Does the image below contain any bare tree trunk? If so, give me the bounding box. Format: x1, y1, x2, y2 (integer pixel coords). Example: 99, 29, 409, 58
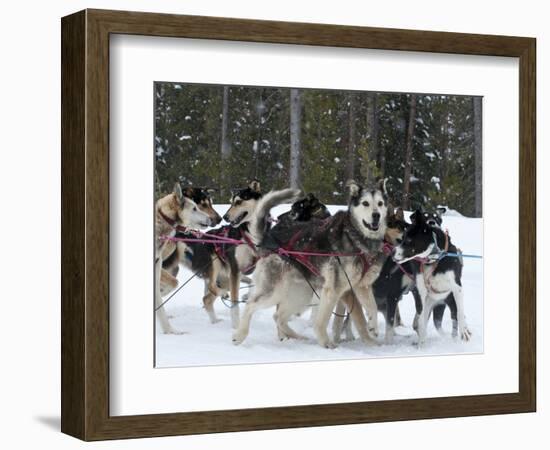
402, 94, 417, 209
220, 86, 230, 196
289, 88, 302, 189
346, 92, 357, 182
473, 96, 483, 217
365, 92, 379, 182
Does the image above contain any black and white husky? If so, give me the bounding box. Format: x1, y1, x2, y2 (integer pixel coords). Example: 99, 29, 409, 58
232, 180, 388, 348
392, 210, 471, 344
276, 193, 331, 224
415, 207, 459, 333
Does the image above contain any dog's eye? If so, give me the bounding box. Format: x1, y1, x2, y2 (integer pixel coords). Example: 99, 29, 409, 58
378, 201, 384, 207
235, 200, 242, 206
362, 201, 370, 207
396, 238, 403, 244
193, 207, 197, 212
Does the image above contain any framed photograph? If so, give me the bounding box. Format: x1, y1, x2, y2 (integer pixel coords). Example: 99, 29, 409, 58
61, 9, 536, 441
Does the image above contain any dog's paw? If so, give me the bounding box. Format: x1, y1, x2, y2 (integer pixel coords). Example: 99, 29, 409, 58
232, 330, 247, 345
317, 337, 337, 349
367, 326, 379, 339
163, 328, 187, 335
461, 327, 472, 341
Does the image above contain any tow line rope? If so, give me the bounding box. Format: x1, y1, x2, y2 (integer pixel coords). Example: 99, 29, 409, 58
155, 255, 219, 312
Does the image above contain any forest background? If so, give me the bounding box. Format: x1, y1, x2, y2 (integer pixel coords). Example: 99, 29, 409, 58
155, 83, 482, 217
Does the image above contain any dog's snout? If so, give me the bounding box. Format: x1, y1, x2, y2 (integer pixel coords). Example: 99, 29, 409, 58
223, 214, 229, 222
372, 212, 380, 222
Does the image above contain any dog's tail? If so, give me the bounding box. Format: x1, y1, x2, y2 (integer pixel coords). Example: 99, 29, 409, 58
249, 188, 302, 245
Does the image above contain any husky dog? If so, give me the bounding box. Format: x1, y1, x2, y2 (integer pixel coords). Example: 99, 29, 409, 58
161, 186, 243, 326
155, 183, 213, 334
267, 193, 332, 335
232, 180, 387, 349
334, 206, 410, 344
413, 207, 459, 335
185, 186, 223, 225
392, 210, 471, 344
218, 179, 267, 327
277, 193, 331, 224
423, 206, 447, 228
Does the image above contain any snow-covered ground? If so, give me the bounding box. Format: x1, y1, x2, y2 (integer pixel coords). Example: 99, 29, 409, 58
155, 204, 483, 368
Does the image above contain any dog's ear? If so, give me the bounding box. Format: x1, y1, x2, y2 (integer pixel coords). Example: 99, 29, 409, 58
395, 207, 405, 222
182, 186, 195, 199
436, 206, 447, 217
306, 193, 316, 202
410, 209, 424, 225
346, 180, 361, 198
249, 179, 261, 193
173, 183, 184, 204
377, 178, 389, 196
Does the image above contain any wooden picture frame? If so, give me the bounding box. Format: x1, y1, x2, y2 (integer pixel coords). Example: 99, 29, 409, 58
61, 9, 536, 441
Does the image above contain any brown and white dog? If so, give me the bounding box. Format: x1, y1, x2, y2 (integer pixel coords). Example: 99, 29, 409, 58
155, 183, 213, 334
220, 180, 266, 327
162, 180, 265, 329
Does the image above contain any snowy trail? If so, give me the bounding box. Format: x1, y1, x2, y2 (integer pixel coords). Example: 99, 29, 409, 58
156, 205, 483, 368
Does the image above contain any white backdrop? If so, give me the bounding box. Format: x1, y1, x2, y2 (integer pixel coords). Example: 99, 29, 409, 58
110, 35, 516, 416
0, 1, 546, 449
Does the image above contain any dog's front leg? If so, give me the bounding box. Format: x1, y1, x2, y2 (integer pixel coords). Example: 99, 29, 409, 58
232, 289, 279, 345
340, 291, 373, 344
155, 258, 179, 334
229, 266, 241, 329
414, 275, 429, 345
384, 296, 400, 345
331, 301, 346, 344
314, 289, 339, 349
451, 283, 471, 341
202, 289, 221, 324
314, 265, 342, 348
352, 284, 379, 339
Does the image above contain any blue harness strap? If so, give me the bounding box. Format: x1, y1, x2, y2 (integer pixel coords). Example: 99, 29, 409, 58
441, 252, 483, 259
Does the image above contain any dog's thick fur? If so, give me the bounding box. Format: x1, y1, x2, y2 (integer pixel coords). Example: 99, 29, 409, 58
161, 181, 266, 328
276, 193, 331, 224
393, 210, 471, 344
333, 207, 410, 344
232, 180, 388, 348
155, 183, 212, 334
412, 207, 459, 335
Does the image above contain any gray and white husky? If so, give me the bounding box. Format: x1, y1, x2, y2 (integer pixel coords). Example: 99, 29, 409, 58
232, 180, 389, 349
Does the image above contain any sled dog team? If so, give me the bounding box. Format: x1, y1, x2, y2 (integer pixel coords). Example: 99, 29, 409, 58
155, 179, 471, 348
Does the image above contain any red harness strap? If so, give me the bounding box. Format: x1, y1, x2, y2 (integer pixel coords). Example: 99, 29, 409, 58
276, 229, 320, 276
157, 208, 188, 233
213, 227, 230, 264
238, 228, 259, 275
357, 253, 371, 277
240, 229, 256, 250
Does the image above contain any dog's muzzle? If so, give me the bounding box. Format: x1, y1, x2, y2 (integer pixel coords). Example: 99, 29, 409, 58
227, 211, 247, 226
363, 212, 381, 232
